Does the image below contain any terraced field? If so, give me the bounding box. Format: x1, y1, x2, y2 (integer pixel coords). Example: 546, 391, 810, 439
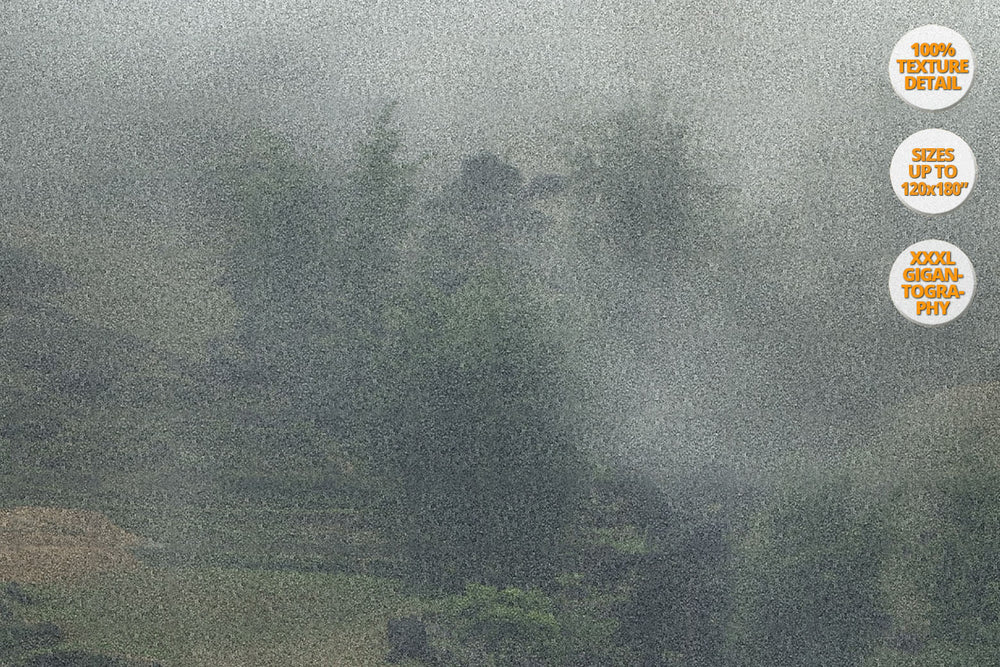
28, 566, 412, 666
0, 492, 410, 665
0, 506, 144, 583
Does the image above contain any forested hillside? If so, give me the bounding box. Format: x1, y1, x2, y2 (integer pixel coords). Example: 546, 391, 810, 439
2, 2, 1000, 665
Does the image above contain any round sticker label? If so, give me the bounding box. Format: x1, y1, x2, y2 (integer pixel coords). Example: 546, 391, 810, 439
889, 129, 976, 215
889, 25, 974, 110
889, 240, 975, 326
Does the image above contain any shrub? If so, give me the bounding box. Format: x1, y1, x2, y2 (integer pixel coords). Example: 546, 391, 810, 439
432, 583, 621, 666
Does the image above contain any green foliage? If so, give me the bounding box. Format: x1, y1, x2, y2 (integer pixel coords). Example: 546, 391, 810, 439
376, 262, 584, 589
0, 587, 151, 666
31, 568, 413, 666
578, 468, 732, 666
217, 127, 327, 363
432, 583, 619, 666
730, 474, 887, 667
442, 584, 559, 659
0, 244, 147, 476
211, 106, 417, 465
333, 106, 415, 433
564, 107, 733, 354
341, 103, 413, 296
0, 619, 61, 661
569, 109, 705, 270
591, 525, 650, 556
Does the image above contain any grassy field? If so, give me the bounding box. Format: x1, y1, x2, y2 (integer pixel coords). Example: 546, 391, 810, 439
25, 566, 414, 666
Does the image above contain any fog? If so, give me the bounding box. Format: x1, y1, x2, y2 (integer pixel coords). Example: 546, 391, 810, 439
6, 0, 1000, 479
7, 3, 1000, 664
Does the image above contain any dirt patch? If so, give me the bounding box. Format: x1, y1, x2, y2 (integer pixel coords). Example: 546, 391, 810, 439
0, 506, 145, 583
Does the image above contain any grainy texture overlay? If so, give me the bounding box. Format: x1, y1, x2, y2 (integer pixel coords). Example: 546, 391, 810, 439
1, 2, 999, 665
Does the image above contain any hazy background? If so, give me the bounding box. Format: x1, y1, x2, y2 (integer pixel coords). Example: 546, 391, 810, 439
4, 3, 1000, 664
4, 0, 1000, 479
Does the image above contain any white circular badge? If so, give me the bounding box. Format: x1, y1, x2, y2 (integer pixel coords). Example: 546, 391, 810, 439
890, 129, 976, 215
889, 240, 975, 326
888, 25, 974, 110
